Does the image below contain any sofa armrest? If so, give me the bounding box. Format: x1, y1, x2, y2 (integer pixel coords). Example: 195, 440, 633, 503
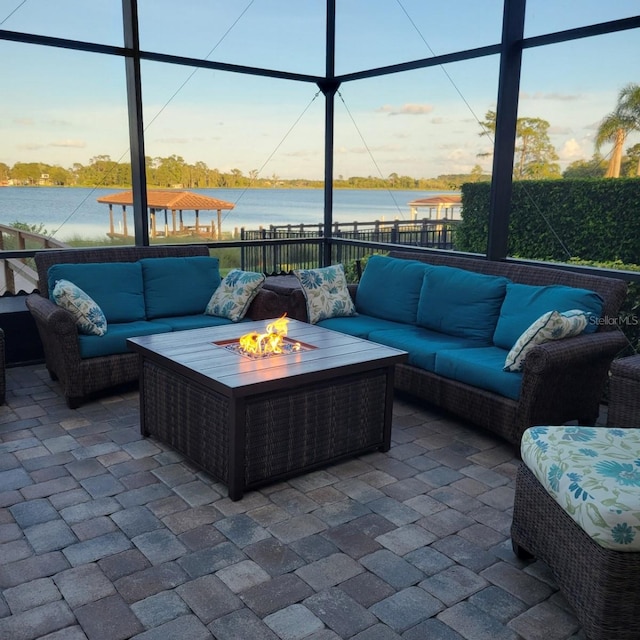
26, 293, 82, 379
523, 331, 628, 374
517, 330, 628, 428
26, 293, 78, 338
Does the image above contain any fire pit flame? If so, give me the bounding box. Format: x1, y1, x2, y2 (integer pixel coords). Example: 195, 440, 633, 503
238, 315, 301, 357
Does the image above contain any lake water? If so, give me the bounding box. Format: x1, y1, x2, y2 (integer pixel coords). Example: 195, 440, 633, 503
0, 186, 451, 241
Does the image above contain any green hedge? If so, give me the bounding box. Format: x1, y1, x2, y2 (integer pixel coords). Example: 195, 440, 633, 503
457, 179, 640, 263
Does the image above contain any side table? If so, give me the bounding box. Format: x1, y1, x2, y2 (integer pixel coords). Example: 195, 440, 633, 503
606, 354, 640, 427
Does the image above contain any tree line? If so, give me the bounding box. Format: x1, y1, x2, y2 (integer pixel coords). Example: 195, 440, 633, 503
0, 154, 489, 191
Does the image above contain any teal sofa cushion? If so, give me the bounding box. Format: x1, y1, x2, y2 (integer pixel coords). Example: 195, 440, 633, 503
355, 255, 430, 324
434, 346, 523, 400
417, 266, 509, 342
48, 262, 145, 323
493, 283, 603, 350
141, 256, 221, 319
368, 327, 486, 371
78, 320, 172, 359
149, 314, 248, 332
317, 315, 411, 339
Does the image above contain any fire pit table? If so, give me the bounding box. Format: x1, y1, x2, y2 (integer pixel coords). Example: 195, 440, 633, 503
127, 320, 407, 500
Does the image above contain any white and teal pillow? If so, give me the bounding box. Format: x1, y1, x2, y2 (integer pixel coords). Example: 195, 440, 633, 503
504, 309, 589, 372
205, 269, 265, 321
52, 279, 107, 336
294, 264, 357, 324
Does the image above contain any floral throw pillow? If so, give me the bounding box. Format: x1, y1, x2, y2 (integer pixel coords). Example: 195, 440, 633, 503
205, 269, 265, 321
52, 279, 107, 336
504, 309, 590, 372
293, 264, 357, 324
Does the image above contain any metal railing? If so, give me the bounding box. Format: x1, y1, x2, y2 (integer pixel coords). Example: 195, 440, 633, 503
240, 219, 458, 273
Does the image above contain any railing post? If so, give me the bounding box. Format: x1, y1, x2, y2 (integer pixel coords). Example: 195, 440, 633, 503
240, 228, 246, 270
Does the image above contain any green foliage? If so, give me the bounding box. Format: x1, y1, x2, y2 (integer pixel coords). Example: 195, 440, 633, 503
10, 221, 50, 236
458, 179, 640, 264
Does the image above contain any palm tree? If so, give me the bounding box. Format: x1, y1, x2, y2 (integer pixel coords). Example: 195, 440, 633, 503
595, 83, 640, 178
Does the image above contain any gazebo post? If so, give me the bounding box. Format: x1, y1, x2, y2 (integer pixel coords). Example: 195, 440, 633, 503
122, 207, 128, 237
217, 209, 222, 239
195, 210, 200, 234
171, 209, 177, 235
108, 204, 114, 236
150, 208, 156, 238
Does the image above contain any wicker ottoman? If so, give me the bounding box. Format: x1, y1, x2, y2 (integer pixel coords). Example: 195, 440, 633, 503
0, 327, 5, 405
607, 354, 640, 427
512, 426, 640, 640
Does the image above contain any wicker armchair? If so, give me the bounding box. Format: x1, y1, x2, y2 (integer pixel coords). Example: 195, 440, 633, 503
26, 245, 284, 408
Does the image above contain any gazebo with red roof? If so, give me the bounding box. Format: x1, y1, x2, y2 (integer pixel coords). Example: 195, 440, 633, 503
97, 190, 235, 240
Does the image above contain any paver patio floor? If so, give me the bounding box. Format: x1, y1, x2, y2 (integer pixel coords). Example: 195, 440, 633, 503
0, 364, 590, 640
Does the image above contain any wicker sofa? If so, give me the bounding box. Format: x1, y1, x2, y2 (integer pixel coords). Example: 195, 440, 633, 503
26, 245, 286, 408
286, 251, 628, 446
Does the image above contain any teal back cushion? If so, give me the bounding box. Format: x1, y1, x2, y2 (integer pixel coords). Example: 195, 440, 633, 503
47, 262, 145, 323
141, 256, 221, 319
355, 255, 430, 324
417, 266, 510, 342
493, 283, 603, 349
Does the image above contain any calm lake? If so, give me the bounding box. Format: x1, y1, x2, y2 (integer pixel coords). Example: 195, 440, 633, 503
0, 187, 451, 242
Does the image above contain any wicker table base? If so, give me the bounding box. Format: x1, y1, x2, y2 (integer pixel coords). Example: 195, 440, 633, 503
129, 321, 407, 500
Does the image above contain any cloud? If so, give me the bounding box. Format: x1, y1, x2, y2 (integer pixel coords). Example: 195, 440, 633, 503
376, 103, 434, 116
548, 126, 572, 135
559, 138, 584, 160
49, 140, 86, 149
520, 91, 581, 101
14, 118, 34, 126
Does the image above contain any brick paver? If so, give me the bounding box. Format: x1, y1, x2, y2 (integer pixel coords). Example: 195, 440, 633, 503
0, 364, 591, 639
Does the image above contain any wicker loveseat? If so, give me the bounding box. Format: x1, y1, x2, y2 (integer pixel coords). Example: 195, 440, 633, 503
26, 245, 285, 408
285, 251, 628, 446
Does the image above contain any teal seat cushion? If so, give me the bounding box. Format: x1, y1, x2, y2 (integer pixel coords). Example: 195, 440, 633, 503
149, 314, 246, 331
434, 346, 523, 400
48, 262, 145, 323
141, 256, 221, 319
417, 266, 509, 342
368, 327, 487, 372
78, 320, 172, 359
317, 315, 411, 339
493, 283, 603, 350
355, 255, 430, 324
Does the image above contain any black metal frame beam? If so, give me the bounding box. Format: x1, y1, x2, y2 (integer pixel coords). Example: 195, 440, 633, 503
122, 0, 149, 245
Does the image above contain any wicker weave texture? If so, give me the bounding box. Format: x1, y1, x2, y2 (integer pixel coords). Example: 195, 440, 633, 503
0, 328, 5, 405
244, 370, 387, 485
511, 463, 640, 640
142, 361, 229, 484
607, 355, 640, 428
140, 360, 389, 497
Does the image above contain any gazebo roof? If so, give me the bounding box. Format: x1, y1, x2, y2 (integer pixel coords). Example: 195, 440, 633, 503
407, 195, 461, 207
97, 190, 235, 211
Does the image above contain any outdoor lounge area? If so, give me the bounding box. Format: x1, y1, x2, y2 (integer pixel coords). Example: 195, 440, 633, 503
0, 362, 595, 640
2, 3, 640, 639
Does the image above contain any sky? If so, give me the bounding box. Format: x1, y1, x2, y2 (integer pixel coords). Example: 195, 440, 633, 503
1, 0, 639, 181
